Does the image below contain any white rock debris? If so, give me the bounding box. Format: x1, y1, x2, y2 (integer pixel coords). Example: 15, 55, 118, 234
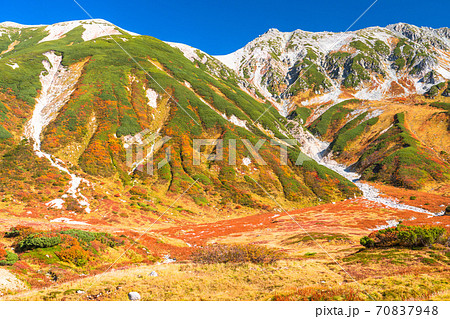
291, 120, 435, 216
242, 157, 252, 166
369, 220, 400, 231
145, 87, 158, 108
226, 114, 248, 129
128, 292, 141, 301
215, 25, 450, 111
38, 19, 136, 43
166, 42, 208, 64
301, 89, 342, 107
7, 62, 19, 69
46, 198, 65, 209
50, 217, 90, 225
23, 51, 91, 213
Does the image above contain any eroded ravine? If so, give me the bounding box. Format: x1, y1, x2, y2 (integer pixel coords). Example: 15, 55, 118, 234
23, 51, 91, 213
289, 120, 438, 216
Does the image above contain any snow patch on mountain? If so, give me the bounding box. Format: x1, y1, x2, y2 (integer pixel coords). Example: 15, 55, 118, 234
226, 114, 248, 129
215, 48, 244, 70
436, 66, 450, 79
81, 22, 122, 41
301, 89, 342, 106
46, 198, 65, 209
242, 157, 252, 166
50, 217, 90, 225
39, 22, 81, 42
369, 219, 400, 231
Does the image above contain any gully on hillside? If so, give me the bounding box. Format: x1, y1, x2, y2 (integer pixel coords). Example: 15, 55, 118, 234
289, 119, 438, 216
23, 51, 91, 213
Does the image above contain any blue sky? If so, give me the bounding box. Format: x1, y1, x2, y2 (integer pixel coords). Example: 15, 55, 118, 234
1, 0, 449, 54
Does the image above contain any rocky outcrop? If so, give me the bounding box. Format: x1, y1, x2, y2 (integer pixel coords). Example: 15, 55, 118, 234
216, 23, 450, 104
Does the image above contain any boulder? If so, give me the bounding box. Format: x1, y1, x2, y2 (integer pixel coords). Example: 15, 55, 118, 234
128, 292, 141, 301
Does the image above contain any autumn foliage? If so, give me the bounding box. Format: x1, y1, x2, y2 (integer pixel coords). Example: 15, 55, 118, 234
191, 244, 284, 265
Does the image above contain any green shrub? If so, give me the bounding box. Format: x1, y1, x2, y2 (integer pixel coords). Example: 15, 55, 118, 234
308, 100, 359, 137
398, 226, 446, 247
360, 225, 447, 248
4, 225, 35, 239
430, 102, 450, 111
0, 251, 19, 266
0, 125, 12, 139
360, 236, 375, 248
17, 233, 62, 251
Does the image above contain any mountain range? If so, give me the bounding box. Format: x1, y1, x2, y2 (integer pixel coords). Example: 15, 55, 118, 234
0, 19, 449, 218
0, 18, 450, 301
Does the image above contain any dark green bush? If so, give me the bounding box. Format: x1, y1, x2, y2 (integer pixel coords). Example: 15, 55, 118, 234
360, 225, 447, 248
360, 236, 375, 248
398, 226, 446, 247
430, 102, 450, 111
4, 226, 34, 238
17, 233, 62, 251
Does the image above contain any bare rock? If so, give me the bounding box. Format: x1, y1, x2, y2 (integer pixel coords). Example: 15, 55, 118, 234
128, 291, 141, 301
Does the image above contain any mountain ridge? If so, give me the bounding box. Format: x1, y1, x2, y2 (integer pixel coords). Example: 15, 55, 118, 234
213, 22, 450, 110
0, 18, 448, 219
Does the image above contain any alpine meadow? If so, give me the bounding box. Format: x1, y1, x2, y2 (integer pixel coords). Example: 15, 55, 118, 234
0, 16, 449, 303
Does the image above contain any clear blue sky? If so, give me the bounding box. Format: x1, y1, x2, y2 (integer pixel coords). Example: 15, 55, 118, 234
1, 0, 449, 55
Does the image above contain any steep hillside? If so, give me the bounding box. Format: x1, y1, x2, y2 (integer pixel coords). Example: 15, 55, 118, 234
298, 97, 450, 190
0, 20, 359, 219
214, 23, 450, 191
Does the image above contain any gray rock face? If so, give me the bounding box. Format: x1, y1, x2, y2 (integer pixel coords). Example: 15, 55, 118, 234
213, 22, 450, 103
128, 292, 141, 301
436, 27, 450, 41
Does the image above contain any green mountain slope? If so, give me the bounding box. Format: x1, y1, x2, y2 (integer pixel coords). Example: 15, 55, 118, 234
0, 20, 360, 214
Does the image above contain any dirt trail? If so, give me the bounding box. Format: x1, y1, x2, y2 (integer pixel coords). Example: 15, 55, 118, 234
0, 269, 27, 294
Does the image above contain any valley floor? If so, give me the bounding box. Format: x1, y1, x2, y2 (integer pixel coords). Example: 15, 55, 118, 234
0, 184, 449, 301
